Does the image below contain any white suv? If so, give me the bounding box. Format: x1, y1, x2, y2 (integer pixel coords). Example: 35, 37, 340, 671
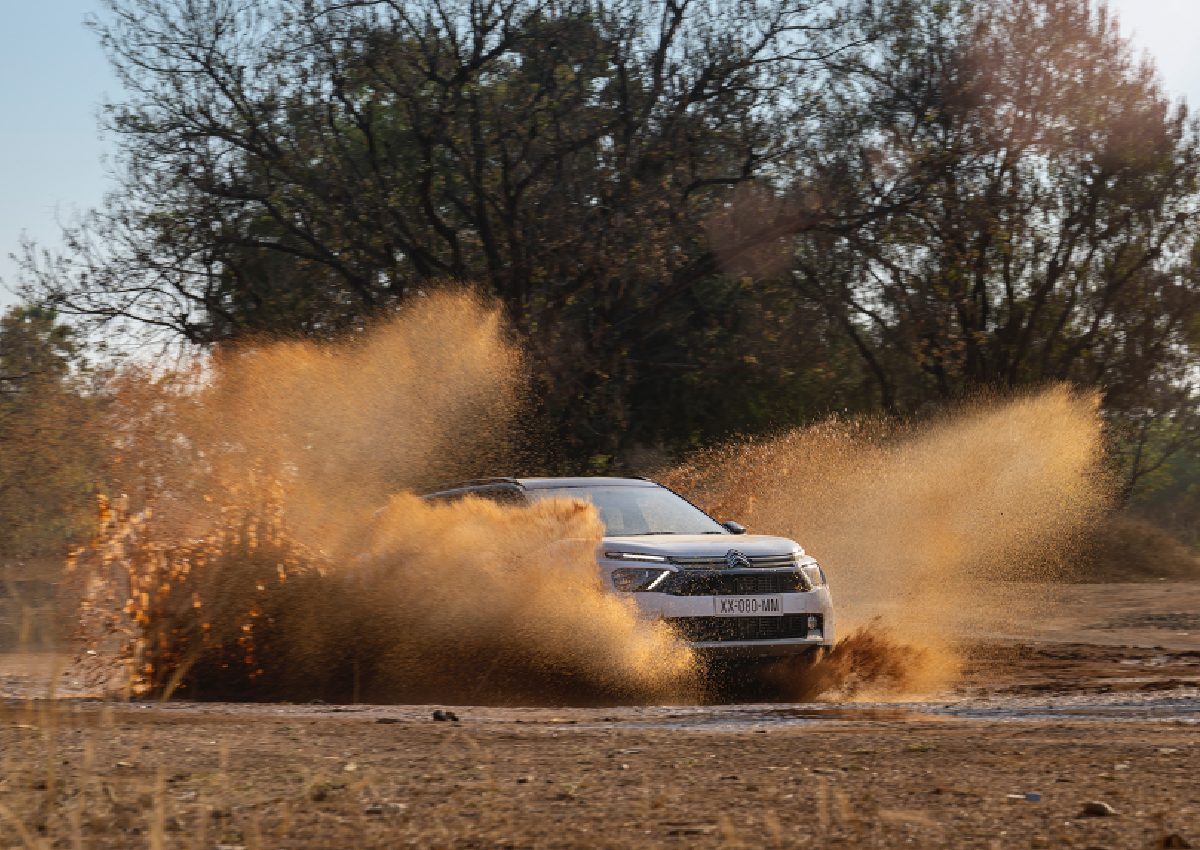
422, 477, 835, 659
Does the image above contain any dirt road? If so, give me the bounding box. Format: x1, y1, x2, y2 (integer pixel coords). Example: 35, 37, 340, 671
1, 583, 1198, 848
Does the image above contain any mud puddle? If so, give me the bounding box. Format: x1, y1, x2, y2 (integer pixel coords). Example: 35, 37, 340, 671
571, 692, 1200, 731
49, 684, 1192, 736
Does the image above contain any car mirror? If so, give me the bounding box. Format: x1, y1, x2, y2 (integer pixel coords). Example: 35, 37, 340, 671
721, 520, 746, 535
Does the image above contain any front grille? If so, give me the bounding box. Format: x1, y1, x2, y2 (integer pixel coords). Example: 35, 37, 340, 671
668, 614, 821, 642
671, 554, 796, 569
666, 570, 810, 595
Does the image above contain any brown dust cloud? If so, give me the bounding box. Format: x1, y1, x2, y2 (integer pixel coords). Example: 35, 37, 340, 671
663, 388, 1111, 699
66, 291, 1110, 705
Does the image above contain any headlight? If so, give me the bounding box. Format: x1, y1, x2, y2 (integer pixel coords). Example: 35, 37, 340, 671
604, 552, 668, 562
611, 567, 672, 592
799, 562, 826, 588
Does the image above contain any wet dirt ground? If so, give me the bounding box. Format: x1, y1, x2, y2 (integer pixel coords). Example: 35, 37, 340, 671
2, 583, 1199, 848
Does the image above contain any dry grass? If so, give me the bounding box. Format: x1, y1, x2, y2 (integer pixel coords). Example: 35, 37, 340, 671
0, 694, 1198, 849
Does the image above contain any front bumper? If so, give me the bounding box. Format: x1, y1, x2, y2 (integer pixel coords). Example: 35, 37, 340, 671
632, 585, 836, 658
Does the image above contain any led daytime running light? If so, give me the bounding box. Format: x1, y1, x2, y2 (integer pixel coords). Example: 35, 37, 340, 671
604, 551, 668, 562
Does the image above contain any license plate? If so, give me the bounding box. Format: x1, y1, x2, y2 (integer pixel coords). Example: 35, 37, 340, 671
714, 595, 784, 616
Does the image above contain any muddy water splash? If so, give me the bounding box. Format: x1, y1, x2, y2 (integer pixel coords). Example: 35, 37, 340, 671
68, 292, 698, 703
68, 294, 1108, 704
664, 388, 1111, 697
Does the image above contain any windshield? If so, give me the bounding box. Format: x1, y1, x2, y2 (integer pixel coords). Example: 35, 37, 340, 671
529, 485, 726, 536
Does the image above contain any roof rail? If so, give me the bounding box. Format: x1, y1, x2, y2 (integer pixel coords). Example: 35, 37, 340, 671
421, 477, 522, 493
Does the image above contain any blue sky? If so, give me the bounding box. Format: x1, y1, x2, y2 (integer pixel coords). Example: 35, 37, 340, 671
2, 0, 1199, 309
1, 0, 116, 306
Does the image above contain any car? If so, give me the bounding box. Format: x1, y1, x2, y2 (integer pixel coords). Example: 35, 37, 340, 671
421, 476, 835, 659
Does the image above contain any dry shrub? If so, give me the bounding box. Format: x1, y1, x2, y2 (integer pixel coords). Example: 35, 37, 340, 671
1080, 513, 1200, 582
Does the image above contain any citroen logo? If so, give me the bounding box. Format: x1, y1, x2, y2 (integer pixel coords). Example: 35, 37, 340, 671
725, 549, 752, 570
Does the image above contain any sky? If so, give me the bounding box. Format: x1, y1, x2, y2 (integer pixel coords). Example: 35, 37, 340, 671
2, 0, 1199, 309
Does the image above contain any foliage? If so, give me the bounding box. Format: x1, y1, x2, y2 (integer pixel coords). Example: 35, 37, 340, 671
1126, 437, 1200, 548
23, 0, 868, 464
16, 0, 1200, 488
796, 0, 1200, 415
0, 307, 103, 560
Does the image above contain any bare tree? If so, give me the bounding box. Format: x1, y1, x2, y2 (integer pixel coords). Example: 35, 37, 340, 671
22, 0, 876, 461
794, 0, 1200, 438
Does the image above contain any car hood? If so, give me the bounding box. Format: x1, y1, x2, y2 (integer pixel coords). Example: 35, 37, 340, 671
600, 533, 803, 559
